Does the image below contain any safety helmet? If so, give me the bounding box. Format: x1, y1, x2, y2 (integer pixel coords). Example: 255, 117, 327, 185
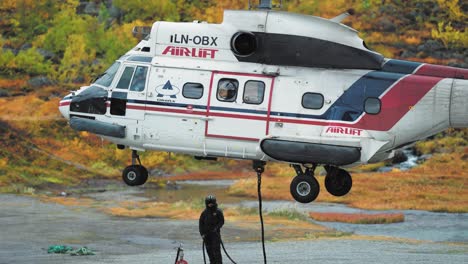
218, 81, 237, 100
205, 195, 217, 206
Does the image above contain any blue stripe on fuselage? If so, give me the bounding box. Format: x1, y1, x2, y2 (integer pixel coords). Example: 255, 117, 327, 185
270, 71, 403, 122
126, 71, 404, 122
382, 59, 422, 74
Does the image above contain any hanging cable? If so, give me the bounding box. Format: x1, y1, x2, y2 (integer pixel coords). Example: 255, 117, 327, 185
202, 240, 207, 264
221, 239, 237, 264
257, 170, 267, 264
253, 160, 267, 264
202, 161, 267, 264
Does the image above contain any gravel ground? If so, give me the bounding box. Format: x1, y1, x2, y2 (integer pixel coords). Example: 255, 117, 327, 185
0, 194, 467, 264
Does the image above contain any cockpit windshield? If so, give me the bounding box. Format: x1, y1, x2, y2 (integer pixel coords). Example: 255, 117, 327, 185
94, 62, 121, 88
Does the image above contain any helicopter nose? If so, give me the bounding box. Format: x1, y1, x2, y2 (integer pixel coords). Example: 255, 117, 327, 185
450, 79, 468, 128
58, 94, 72, 120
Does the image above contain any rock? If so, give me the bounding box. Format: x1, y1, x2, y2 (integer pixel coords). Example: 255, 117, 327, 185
150, 168, 166, 177
377, 166, 393, 173
37, 48, 56, 60
108, 5, 122, 20
400, 50, 416, 58
0, 89, 10, 97
28, 76, 54, 88
2, 47, 18, 55
19, 43, 32, 51
84, 2, 99, 16
417, 154, 433, 164
417, 40, 444, 53
73, 76, 86, 84
376, 17, 396, 32
391, 150, 408, 164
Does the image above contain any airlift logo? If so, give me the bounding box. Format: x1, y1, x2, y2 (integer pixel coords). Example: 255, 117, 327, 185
325, 126, 363, 136
155, 80, 180, 102
162, 46, 218, 59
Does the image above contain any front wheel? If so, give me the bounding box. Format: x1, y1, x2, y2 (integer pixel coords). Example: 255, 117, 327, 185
122, 165, 148, 186
290, 174, 320, 203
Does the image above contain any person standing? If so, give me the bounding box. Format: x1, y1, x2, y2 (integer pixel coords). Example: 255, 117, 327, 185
199, 195, 224, 264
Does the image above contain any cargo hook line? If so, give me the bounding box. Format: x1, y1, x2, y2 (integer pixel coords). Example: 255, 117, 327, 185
253, 160, 267, 264
202, 237, 237, 264
202, 160, 267, 264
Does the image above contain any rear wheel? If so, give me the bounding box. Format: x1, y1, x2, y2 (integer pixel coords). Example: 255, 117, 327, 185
290, 174, 320, 203
325, 167, 352, 196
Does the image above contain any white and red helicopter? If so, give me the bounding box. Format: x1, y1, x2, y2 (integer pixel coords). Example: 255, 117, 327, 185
59, 2, 468, 203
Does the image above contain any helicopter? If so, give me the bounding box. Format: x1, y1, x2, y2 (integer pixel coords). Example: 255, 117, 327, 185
58, 1, 468, 203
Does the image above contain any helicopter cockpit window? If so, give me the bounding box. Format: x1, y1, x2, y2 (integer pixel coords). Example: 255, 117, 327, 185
217, 79, 238, 102
364, 97, 381, 115
70, 86, 107, 115
116, 66, 135, 89
94, 62, 121, 88
302, 92, 324, 109
243, 80, 265, 104
129, 66, 148, 92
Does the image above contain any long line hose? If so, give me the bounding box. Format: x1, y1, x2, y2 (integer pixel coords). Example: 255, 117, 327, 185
257, 170, 267, 264
202, 169, 267, 264
202, 238, 238, 264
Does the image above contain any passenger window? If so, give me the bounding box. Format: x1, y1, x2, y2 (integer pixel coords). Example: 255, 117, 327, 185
129, 66, 148, 91
243, 81, 265, 104
182, 83, 204, 99
364, 97, 381, 114
116, 66, 135, 89
217, 79, 238, 102
302, 93, 324, 109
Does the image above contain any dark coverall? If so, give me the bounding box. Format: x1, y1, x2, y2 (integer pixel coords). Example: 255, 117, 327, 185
199, 204, 224, 264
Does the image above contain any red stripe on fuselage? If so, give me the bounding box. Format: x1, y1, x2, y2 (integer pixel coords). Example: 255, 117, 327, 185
355, 74, 442, 130
415, 64, 468, 80
122, 74, 442, 132
268, 74, 443, 131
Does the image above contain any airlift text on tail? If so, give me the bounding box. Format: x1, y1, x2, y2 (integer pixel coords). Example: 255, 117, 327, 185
59, 3, 468, 204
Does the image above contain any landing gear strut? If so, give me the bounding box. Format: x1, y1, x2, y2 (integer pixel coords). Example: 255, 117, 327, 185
122, 150, 148, 186
290, 164, 320, 203
324, 166, 352, 197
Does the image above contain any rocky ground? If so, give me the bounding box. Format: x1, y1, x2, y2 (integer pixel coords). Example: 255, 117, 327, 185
1, 184, 467, 264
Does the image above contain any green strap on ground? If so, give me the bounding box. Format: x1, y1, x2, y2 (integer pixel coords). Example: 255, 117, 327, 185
47, 245, 95, 256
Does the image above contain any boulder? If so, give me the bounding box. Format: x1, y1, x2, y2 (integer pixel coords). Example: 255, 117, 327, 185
391, 150, 408, 164
0, 89, 10, 98
28, 76, 54, 88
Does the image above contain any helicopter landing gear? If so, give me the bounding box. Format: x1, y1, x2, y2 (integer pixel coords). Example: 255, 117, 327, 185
324, 166, 352, 197
122, 150, 148, 186
290, 164, 320, 203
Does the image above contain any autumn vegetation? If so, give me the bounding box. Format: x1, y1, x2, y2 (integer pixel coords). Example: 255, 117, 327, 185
0, 1, 467, 218
309, 212, 405, 224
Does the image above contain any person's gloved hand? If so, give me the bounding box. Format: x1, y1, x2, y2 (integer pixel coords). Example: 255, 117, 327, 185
211, 228, 219, 233
201, 234, 206, 239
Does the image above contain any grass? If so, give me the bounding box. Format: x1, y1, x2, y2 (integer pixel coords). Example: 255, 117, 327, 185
267, 209, 308, 221
228, 150, 468, 213
309, 212, 405, 224
98, 199, 344, 241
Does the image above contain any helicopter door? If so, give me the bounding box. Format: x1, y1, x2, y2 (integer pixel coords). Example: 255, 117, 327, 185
206, 72, 275, 141
110, 64, 148, 121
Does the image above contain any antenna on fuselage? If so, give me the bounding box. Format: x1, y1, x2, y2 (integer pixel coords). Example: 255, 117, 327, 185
249, 0, 283, 10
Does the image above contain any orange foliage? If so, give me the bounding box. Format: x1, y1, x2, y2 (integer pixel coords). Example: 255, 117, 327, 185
310, 212, 404, 224
229, 152, 468, 213
0, 78, 27, 89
